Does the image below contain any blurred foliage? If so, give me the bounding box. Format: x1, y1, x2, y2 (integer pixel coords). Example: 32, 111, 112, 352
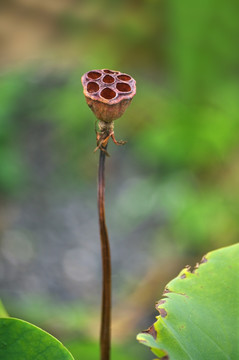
0, 0, 238, 251
0, 72, 27, 194
5, 296, 94, 334
4, 296, 148, 360
65, 339, 147, 360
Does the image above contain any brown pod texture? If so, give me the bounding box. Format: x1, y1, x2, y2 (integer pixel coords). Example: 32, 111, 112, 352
81, 69, 136, 122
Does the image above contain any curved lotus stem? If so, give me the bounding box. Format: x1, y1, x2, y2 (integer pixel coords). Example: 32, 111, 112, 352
98, 145, 111, 360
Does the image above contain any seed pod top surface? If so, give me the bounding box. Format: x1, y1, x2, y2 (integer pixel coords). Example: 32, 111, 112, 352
81, 69, 136, 122
82, 69, 136, 104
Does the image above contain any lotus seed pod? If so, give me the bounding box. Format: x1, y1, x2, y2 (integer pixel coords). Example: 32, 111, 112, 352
81, 69, 136, 123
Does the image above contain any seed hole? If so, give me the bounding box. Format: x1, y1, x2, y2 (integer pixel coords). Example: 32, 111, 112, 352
103, 75, 114, 84
87, 82, 99, 93
87, 71, 101, 79
100, 88, 116, 100
117, 74, 131, 81
116, 82, 131, 92
103, 69, 115, 74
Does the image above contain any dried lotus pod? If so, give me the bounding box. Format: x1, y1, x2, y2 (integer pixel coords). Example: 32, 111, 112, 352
81, 69, 136, 123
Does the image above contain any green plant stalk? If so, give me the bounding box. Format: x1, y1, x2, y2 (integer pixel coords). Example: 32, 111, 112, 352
98, 146, 111, 360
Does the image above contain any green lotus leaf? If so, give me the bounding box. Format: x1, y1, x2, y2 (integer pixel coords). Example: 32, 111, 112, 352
137, 243, 239, 359
0, 318, 75, 360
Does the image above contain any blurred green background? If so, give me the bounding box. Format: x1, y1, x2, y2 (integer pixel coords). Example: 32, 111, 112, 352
0, 0, 238, 359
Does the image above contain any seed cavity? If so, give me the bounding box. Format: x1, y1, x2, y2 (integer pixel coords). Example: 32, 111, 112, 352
103, 69, 115, 74
87, 82, 99, 93
117, 74, 131, 81
87, 71, 101, 79
116, 82, 131, 92
100, 88, 116, 100
103, 75, 115, 84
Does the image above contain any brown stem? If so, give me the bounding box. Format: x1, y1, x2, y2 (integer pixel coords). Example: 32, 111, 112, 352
98, 145, 111, 360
